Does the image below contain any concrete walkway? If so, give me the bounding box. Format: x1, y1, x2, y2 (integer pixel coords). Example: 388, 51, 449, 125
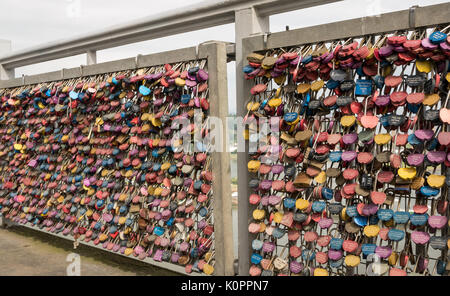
0, 225, 179, 276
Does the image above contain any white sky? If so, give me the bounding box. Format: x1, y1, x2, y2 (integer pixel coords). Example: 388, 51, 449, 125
0, 0, 448, 113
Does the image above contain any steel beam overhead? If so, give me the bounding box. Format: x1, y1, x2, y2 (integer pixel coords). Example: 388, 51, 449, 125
0, 0, 341, 70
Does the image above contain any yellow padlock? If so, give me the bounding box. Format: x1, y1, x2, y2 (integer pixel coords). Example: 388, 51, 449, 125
274, 74, 286, 85
247, 101, 260, 112
259, 222, 266, 233
341, 208, 350, 221
297, 83, 311, 94
374, 133, 392, 145
427, 174, 445, 188
95, 117, 104, 126
314, 268, 328, 276
151, 117, 162, 127
416, 60, 432, 73
398, 167, 417, 180
388, 252, 399, 266
161, 162, 171, 171
423, 94, 440, 106
311, 80, 324, 91
203, 264, 214, 275
314, 171, 327, 184
252, 209, 265, 220
275, 88, 282, 98
154, 187, 163, 196
273, 212, 283, 224
287, 116, 300, 126
341, 115, 356, 127
295, 199, 309, 210
345, 255, 361, 267
268, 97, 282, 108
175, 77, 186, 87
247, 160, 261, 173
363, 225, 380, 237
124, 248, 133, 256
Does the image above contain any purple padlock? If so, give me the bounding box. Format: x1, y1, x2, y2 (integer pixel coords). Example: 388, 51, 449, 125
342, 133, 358, 145
275, 57, 286, 64
375, 246, 392, 259
379, 45, 394, 57
102, 241, 109, 249
328, 249, 343, 260
185, 79, 197, 88
119, 246, 127, 254
342, 150, 357, 162
259, 179, 272, 191
414, 129, 434, 141
260, 196, 269, 206
179, 242, 190, 253
421, 38, 438, 50
196, 69, 209, 82
427, 151, 446, 163
138, 252, 147, 260
171, 252, 180, 263
407, 153, 424, 166
134, 245, 144, 256
375, 95, 390, 107
112, 244, 121, 252
290, 261, 304, 274
271, 164, 284, 174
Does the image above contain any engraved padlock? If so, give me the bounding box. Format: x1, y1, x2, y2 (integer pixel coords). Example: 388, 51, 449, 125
360, 173, 374, 190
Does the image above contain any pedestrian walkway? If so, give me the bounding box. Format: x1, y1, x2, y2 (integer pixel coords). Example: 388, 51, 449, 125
0, 226, 179, 276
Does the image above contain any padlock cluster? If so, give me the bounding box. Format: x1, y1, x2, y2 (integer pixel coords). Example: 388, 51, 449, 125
245, 29, 450, 276
0, 60, 216, 275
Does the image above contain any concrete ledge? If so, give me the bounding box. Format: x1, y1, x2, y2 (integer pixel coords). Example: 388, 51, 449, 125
0, 77, 22, 89
244, 2, 450, 51
24, 70, 61, 85
82, 57, 136, 77
0, 45, 211, 89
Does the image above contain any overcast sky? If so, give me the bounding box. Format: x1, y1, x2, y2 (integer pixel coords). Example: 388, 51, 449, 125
0, 0, 448, 113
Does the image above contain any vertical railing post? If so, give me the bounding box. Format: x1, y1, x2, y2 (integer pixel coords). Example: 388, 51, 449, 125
0, 39, 14, 80
235, 7, 269, 276
86, 50, 97, 65
204, 42, 235, 276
